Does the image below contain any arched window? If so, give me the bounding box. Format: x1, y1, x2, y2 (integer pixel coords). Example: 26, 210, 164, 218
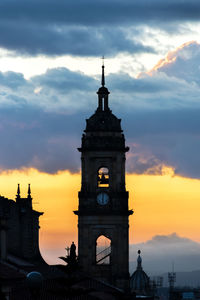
96, 235, 111, 265
98, 167, 109, 188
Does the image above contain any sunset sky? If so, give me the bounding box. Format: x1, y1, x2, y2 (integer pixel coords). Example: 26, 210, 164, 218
1, 0, 200, 269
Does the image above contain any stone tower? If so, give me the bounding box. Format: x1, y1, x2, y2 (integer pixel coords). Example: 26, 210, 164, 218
74, 64, 133, 289
0, 184, 43, 261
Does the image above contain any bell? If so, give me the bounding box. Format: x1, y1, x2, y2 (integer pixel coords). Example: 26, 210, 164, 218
100, 174, 109, 184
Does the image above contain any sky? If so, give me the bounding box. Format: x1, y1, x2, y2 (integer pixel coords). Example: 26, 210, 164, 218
1, 0, 200, 273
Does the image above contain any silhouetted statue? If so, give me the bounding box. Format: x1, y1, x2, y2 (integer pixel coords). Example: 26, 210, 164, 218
59, 242, 78, 272
70, 242, 76, 260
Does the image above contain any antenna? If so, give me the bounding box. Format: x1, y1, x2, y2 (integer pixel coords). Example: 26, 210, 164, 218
168, 262, 176, 299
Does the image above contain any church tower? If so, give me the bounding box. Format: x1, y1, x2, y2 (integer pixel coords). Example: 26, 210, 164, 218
75, 64, 133, 289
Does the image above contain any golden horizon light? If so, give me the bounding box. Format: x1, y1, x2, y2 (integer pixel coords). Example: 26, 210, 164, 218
0, 167, 200, 264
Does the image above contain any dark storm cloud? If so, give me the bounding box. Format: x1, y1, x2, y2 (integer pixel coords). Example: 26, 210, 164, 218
0, 0, 199, 26
0, 106, 82, 173
0, 21, 153, 56
0, 68, 93, 173
0, 0, 199, 56
120, 108, 200, 178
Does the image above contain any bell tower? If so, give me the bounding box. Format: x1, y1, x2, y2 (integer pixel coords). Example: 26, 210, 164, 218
75, 63, 133, 289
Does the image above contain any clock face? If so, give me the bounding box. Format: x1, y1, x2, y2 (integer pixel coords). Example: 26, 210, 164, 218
97, 192, 109, 205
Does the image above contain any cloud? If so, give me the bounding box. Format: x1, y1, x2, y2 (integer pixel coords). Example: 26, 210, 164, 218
0, 68, 96, 111
122, 41, 200, 178
0, 68, 93, 173
0, 42, 200, 177
32, 68, 95, 93
0, 22, 154, 56
0, 107, 81, 173
0, 1, 198, 56
0, 1, 200, 26
129, 233, 200, 275
123, 107, 200, 177
148, 41, 200, 84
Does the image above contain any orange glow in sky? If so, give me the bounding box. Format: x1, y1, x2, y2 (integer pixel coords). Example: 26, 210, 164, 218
143, 41, 199, 77
0, 167, 200, 264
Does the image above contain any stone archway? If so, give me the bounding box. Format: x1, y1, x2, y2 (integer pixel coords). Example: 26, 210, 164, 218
96, 235, 111, 265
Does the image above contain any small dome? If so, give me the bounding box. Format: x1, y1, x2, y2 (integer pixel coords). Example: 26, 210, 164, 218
130, 250, 150, 293
130, 269, 150, 291
26, 271, 43, 289
85, 110, 122, 132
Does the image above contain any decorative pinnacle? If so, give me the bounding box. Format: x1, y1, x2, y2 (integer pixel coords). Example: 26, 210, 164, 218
101, 56, 105, 87
28, 183, 31, 198
17, 183, 20, 198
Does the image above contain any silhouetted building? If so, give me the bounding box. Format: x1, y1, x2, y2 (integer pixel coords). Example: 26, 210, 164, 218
0, 184, 43, 261
0, 184, 46, 299
75, 63, 133, 290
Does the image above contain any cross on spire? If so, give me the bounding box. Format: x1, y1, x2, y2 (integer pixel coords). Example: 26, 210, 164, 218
101, 56, 105, 87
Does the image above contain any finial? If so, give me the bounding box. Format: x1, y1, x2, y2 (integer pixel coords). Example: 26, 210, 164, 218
101, 56, 105, 87
137, 249, 142, 270
28, 183, 31, 198
17, 183, 20, 198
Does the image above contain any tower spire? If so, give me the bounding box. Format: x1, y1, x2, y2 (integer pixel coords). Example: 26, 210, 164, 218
101, 56, 105, 87
97, 58, 110, 111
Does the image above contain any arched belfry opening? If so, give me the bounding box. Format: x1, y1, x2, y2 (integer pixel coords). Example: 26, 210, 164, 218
98, 167, 109, 188
96, 235, 111, 265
